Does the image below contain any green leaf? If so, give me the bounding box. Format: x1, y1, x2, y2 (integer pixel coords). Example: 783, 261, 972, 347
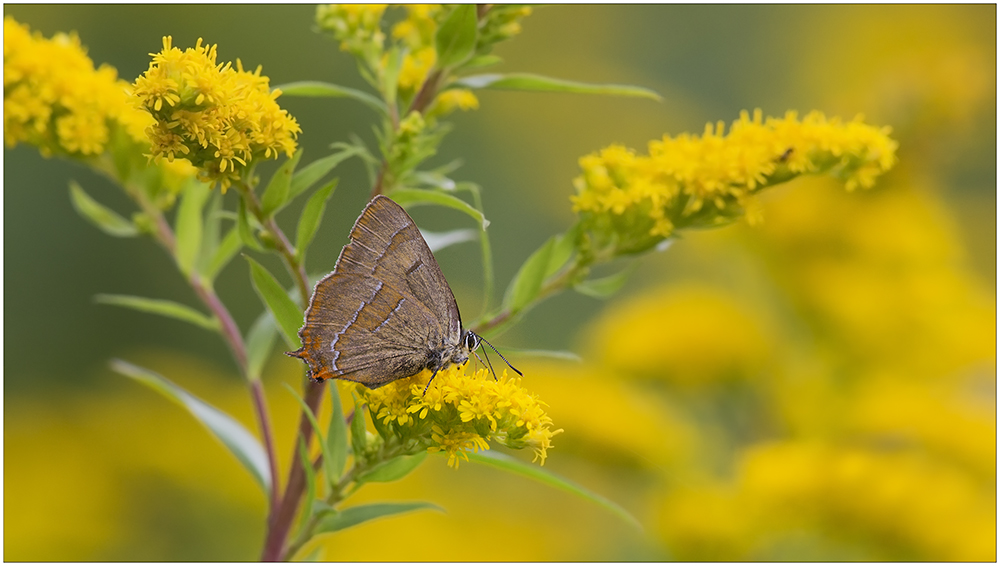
68, 181, 137, 237
297, 436, 318, 531
197, 190, 224, 276
284, 383, 338, 490
574, 262, 638, 299
295, 180, 338, 264
261, 150, 303, 216
95, 294, 219, 331
546, 224, 581, 279
356, 452, 427, 484
464, 54, 503, 69
238, 198, 264, 251
175, 182, 211, 277
497, 348, 583, 363
314, 502, 443, 535
290, 150, 355, 202
203, 226, 243, 282
381, 47, 402, 109
274, 81, 387, 114
419, 228, 478, 253
110, 359, 271, 492
326, 383, 349, 481
350, 394, 368, 457
463, 450, 642, 531
503, 237, 555, 312
244, 309, 278, 382
388, 188, 488, 230
435, 4, 478, 69
245, 256, 302, 349
455, 73, 662, 101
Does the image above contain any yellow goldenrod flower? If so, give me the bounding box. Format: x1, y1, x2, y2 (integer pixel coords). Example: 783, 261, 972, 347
478, 5, 533, 47
431, 88, 480, 116
131, 37, 300, 191
396, 46, 436, 92
3, 16, 152, 158
358, 364, 562, 468
571, 109, 898, 256
391, 4, 441, 50
316, 4, 387, 58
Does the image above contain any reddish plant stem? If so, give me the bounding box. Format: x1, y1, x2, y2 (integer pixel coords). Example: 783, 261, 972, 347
132, 189, 281, 526
251, 379, 282, 514
261, 379, 326, 561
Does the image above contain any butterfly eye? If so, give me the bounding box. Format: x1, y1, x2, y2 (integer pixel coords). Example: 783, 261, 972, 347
465, 332, 479, 351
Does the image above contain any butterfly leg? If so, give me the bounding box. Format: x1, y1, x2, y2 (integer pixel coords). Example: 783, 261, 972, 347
422, 366, 442, 396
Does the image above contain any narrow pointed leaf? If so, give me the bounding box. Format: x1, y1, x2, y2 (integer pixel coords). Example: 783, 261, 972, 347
204, 226, 243, 282
503, 237, 555, 312
197, 191, 224, 276
463, 450, 641, 530
295, 180, 338, 263
326, 383, 348, 480
245, 309, 279, 381
245, 256, 302, 349
284, 383, 337, 487
297, 436, 319, 531
314, 502, 443, 535
419, 228, 478, 253
290, 150, 354, 202
261, 150, 303, 216
238, 198, 264, 251
110, 359, 271, 492
547, 224, 582, 279
574, 263, 638, 299
356, 452, 427, 484
388, 188, 488, 230
275, 81, 386, 114
497, 348, 583, 362
68, 181, 137, 237
350, 394, 368, 456
435, 4, 477, 69
175, 182, 211, 277
95, 294, 219, 331
455, 73, 662, 101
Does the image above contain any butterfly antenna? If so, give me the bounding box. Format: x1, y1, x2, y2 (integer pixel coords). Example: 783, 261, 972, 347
479, 336, 523, 377
476, 342, 499, 381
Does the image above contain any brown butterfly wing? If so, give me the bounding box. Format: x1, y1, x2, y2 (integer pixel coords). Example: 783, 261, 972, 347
290, 195, 463, 388
335, 195, 463, 341
293, 272, 442, 387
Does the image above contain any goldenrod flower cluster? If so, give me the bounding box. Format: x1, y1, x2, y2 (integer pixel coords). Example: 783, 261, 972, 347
315, 4, 387, 63
316, 5, 532, 117
3, 16, 151, 158
358, 364, 562, 468
572, 109, 898, 255
131, 37, 300, 192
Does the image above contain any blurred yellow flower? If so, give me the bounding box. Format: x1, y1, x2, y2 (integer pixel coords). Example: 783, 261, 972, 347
131, 36, 300, 191
359, 364, 562, 467
571, 109, 898, 255
396, 46, 436, 92
588, 285, 774, 386
3, 16, 152, 158
738, 442, 995, 561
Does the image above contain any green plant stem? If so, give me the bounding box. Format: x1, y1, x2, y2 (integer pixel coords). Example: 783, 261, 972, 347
472, 259, 589, 337
236, 182, 311, 304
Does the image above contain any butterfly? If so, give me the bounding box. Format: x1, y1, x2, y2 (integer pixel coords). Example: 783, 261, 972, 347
288, 195, 518, 392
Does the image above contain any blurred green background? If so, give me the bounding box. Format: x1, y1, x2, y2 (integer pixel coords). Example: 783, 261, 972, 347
4, 4, 995, 561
